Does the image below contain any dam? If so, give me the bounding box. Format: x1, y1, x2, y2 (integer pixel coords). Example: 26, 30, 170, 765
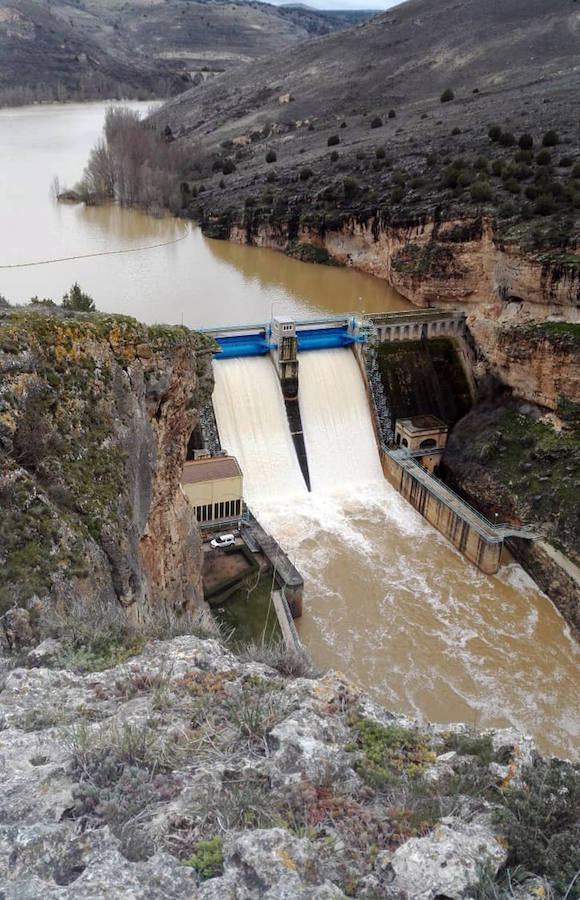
205, 314, 580, 759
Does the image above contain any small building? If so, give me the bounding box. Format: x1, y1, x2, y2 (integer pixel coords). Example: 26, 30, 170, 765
394, 415, 448, 474
181, 455, 243, 529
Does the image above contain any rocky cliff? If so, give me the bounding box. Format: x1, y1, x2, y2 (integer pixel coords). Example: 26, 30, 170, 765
0, 631, 577, 899
0, 308, 214, 631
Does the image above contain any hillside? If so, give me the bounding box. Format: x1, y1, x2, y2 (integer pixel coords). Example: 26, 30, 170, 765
152, 0, 578, 259
0, 0, 373, 104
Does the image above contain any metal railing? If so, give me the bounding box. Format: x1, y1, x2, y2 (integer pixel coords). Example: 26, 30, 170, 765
387, 447, 536, 542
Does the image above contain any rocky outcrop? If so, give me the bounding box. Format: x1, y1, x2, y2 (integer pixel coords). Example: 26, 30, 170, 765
2, 632, 568, 900
0, 309, 214, 624
229, 215, 579, 411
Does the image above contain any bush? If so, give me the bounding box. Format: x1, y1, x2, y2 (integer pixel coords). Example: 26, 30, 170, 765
498, 131, 516, 147
536, 149, 551, 166
488, 125, 501, 142
265, 149, 277, 163
343, 177, 359, 200
503, 178, 521, 195
221, 160, 236, 175
388, 109, 396, 119
375, 147, 386, 160
491, 159, 504, 176
514, 149, 533, 163
327, 134, 340, 147
340, 121, 347, 128
492, 760, 580, 895
474, 156, 488, 171
470, 180, 492, 202
244, 196, 255, 208
534, 193, 555, 215
330, 150, 339, 162
451, 127, 461, 136
440, 88, 454, 103
266, 170, 277, 183
525, 185, 539, 200
61, 283, 95, 312
299, 167, 313, 181
572, 163, 580, 178
558, 155, 573, 167
183, 837, 223, 880
518, 133, 534, 150
370, 116, 383, 129
542, 129, 559, 147
425, 152, 437, 166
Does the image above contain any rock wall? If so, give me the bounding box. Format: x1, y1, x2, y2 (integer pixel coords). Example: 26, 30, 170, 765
0, 309, 214, 624
229, 214, 579, 410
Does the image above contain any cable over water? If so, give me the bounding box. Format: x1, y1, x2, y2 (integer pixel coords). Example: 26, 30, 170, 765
0, 225, 190, 269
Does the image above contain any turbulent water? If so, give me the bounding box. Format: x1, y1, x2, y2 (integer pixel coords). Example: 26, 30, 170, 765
213, 350, 580, 759
2, 102, 578, 759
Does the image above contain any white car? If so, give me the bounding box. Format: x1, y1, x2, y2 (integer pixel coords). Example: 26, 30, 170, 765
210, 533, 235, 549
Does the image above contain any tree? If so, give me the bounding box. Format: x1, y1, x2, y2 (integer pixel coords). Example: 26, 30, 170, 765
440, 88, 454, 103
518, 133, 534, 150
265, 149, 277, 163
62, 282, 96, 312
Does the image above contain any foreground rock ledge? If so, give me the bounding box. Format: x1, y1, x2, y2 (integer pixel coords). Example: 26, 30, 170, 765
0, 634, 569, 899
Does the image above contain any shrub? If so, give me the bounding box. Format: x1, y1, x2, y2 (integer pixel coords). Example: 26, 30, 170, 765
514, 149, 533, 163
340, 121, 347, 128
261, 191, 273, 205
343, 177, 359, 200
265, 149, 277, 163
61, 283, 95, 312
218, 179, 225, 189
440, 88, 454, 103
330, 150, 339, 162
542, 129, 559, 146
388, 109, 396, 119
488, 125, 501, 142
525, 185, 539, 200
244, 195, 255, 207
474, 155, 488, 171
534, 193, 555, 215
370, 116, 383, 129
518, 133, 534, 150
221, 159, 236, 175
492, 760, 580, 895
491, 159, 504, 176
558, 155, 573, 167
426, 152, 437, 166
470, 180, 492, 202
451, 127, 461, 136
299, 167, 313, 181
572, 163, 580, 178
266, 170, 277, 183
536, 149, 551, 166
503, 178, 521, 195
183, 837, 223, 880
391, 185, 403, 202
375, 147, 386, 160
327, 134, 340, 147
498, 131, 516, 147
238, 640, 319, 678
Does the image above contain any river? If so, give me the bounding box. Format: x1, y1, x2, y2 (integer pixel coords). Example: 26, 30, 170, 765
1, 101, 578, 758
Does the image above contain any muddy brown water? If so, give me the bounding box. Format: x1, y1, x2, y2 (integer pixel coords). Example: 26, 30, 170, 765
1, 102, 578, 758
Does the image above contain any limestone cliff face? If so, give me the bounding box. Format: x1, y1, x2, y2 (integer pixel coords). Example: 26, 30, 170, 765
229, 215, 579, 409
0, 309, 214, 622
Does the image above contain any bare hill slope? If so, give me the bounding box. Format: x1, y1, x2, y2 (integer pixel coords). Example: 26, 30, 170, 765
0, 0, 373, 103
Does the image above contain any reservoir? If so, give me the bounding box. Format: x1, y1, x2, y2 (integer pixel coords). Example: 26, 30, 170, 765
1, 101, 578, 758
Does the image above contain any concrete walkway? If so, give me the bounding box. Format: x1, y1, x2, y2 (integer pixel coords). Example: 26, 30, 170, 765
390, 449, 537, 544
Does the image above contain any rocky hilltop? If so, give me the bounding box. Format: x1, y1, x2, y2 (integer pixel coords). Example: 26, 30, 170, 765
1, 631, 578, 899
0, 307, 214, 628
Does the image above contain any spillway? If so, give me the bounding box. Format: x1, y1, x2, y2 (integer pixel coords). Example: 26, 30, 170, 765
212, 356, 307, 504
298, 348, 384, 492
211, 347, 580, 759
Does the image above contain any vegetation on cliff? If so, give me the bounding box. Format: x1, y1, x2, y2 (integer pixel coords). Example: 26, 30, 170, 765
0, 305, 214, 617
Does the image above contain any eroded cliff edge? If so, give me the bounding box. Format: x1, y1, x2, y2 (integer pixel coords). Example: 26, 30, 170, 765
0, 308, 214, 627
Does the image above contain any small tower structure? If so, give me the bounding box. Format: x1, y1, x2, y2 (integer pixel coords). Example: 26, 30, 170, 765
394, 415, 448, 474
271, 316, 298, 398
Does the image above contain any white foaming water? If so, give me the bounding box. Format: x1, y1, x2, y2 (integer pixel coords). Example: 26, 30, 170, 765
213, 356, 307, 503
298, 349, 384, 491
211, 349, 580, 758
